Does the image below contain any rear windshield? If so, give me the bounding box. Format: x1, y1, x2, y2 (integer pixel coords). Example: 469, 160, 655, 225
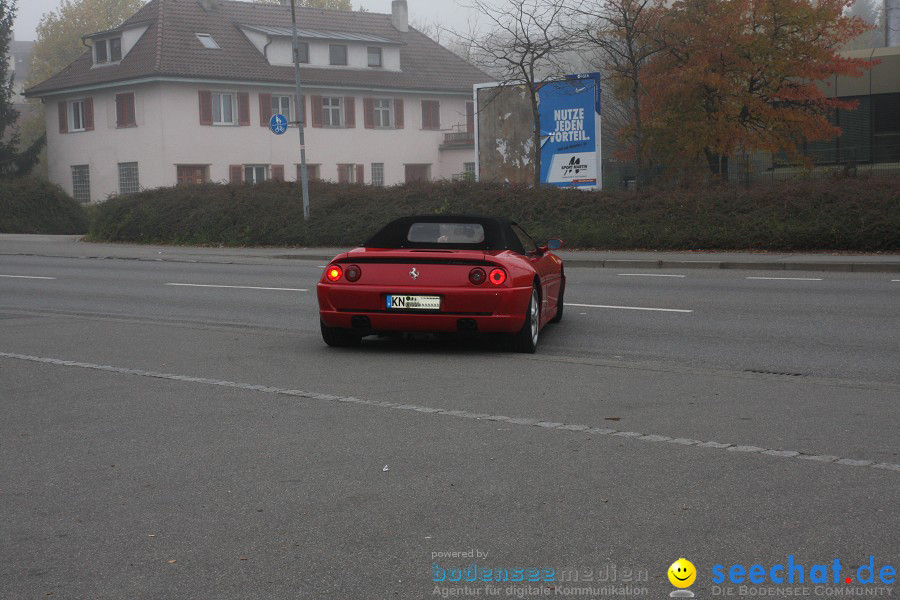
407, 223, 486, 245
364, 217, 508, 250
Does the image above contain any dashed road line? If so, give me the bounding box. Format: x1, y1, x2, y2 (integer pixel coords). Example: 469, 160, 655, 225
618, 274, 686, 278
0, 275, 56, 280
2, 351, 895, 474
565, 303, 693, 313
746, 277, 823, 281
165, 283, 308, 292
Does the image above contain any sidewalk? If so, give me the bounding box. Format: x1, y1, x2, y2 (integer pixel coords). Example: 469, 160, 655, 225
2, 234, 899, 273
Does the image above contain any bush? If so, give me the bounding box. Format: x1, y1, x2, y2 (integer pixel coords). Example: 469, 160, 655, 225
0, 177, 90, 234
87, 177, 900, 251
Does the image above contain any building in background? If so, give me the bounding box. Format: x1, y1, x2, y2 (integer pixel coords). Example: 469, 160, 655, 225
25, 0, 490, 202
7, 32, 34, 116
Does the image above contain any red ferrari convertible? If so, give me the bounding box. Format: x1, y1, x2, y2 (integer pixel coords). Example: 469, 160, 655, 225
317, 215, 565, 353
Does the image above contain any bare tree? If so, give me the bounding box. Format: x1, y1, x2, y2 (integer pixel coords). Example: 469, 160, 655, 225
570, 0, 665, 189
449, 0, 572, 187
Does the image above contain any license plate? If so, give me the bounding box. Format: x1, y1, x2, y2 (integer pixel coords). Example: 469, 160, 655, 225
386, 295, 441, 310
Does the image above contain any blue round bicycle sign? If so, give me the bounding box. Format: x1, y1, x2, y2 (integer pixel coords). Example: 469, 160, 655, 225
270, 113, 288, 135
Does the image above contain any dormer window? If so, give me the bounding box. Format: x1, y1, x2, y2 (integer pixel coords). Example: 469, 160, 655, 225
367, 47, 382, 68
95, 37, 122, 64
196, 33, 220, 49
329, 44, 348, 66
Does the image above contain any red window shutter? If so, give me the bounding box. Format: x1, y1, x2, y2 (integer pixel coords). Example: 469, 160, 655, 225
116, 93, 136, 127
58, 102, 68, 134
337, 165, 349, 184
229, 165, 243, 184
344, 96, 355, 128
126, 93, 136, 126
311, 95, 323, 128
466, 102, 475, 133
363, 98, 375, 129
115, 94, 126, 127
394, 98, 404, 129
356, 164, 364, 184
272, 165, 285, 181
422, 100, 439, 129
83, 97, 94, 131
237, 92, 250, 126
259, 93, 272, 126
199, 91, 213, 125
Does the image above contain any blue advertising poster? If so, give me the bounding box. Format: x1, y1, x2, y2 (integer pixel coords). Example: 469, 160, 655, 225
538, 73, 602, 189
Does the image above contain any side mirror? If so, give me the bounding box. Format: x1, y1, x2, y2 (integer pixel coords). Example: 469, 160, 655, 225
546, 238, 563, 251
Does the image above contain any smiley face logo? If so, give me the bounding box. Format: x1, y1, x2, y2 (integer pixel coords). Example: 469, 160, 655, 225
668, 558, 697, 588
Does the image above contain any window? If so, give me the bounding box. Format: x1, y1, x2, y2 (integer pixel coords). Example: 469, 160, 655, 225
118, 162, 140, 195
71, 165, 90, 203
367, 46, 383, 68
464, 162, 476, 176
511, 224, 538, 255
323, 97, 343, 127
70, 101, 86, 132
244, 165, 268, 184
422, 100, 440, 129
407, 223, 485, 244
329, 44, 348, 66
337, 164, 359, 184
196, 33, 220, 49
374, 99, 392, 128
212, 93, 235, 125
115, 93, 136, 128
94, 37, 122, 64
296, 42, 309, 64
405, 164, 430, 182
272, 95, 295, 121
371, 163, 384, 186
297, 164, 320, 181
177, 165, 208, 185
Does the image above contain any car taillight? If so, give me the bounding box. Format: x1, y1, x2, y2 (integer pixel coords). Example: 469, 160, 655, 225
468, 268, 486, 285
488, 268, 507, 286
326, 266, 343, 282
345, 265, 362, 282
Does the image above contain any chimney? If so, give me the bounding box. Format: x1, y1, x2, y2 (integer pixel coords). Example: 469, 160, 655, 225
391, 0, 409, 33
887, 0, 900, 47
198, 0, 219, 11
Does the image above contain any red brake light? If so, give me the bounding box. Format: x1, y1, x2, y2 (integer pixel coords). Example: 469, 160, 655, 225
469, 268, 486, 285
488, 268, 507, 286
345, 265, 362, 282
326, 266, 343, 282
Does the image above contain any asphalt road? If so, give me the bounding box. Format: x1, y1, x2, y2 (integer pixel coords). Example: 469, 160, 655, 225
1, 240, 898, 600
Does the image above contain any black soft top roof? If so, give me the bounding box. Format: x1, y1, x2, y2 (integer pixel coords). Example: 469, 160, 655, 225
364, 215, 524, 252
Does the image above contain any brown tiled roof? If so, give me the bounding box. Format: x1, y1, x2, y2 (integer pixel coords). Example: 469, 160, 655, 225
26, 0, 491, 96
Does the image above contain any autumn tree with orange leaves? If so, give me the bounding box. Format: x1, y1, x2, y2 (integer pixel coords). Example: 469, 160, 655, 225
640, 0, 873, 177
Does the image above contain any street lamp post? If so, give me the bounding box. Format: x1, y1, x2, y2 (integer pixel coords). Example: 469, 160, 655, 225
290, 0, 311, 220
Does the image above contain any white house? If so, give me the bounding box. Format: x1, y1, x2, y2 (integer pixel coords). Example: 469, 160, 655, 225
26, 0, 490, 202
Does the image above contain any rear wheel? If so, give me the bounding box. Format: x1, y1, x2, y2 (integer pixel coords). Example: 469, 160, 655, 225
508, 286, 540, 354
550, 277, 565, 324
320, 320, 361, 347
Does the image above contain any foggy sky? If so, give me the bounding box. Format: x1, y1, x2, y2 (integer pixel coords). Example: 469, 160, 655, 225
11, 0, 488, 42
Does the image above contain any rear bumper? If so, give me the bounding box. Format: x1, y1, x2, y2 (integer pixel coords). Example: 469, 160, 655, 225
317, 283, 531, 333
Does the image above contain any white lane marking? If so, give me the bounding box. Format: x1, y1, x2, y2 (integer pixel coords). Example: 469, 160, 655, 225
618, 273, 686, 278
746, 277, 823, 281
565, 303, 693, 314
892, 280, 900, 282
165, 283, 308, 292
0, 275, 56, 280
1, 351, 895, 474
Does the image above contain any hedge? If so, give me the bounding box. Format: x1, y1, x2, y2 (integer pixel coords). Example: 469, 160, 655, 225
86, 177, 900, 251
0, 177, 90, 234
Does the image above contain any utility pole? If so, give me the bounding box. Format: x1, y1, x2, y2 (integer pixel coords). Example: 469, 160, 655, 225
290, 0, 311, 220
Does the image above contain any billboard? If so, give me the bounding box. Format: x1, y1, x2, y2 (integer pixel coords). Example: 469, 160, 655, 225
475, 73, 602, 190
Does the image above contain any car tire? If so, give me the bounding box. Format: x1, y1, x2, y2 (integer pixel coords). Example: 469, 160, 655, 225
509, 285, 540, 354
550, 277, 565, 324
320, 320, 362, 347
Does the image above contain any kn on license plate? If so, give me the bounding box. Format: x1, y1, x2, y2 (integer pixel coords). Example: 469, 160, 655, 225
386, 295, 441, 310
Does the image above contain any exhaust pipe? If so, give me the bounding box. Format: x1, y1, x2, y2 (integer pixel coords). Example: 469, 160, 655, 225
351, 316, 371, 329
457, 319, 478, 331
